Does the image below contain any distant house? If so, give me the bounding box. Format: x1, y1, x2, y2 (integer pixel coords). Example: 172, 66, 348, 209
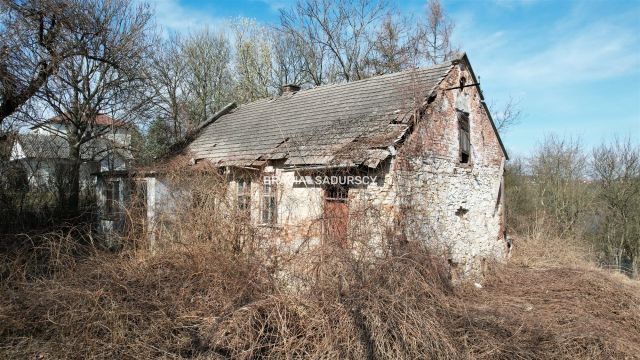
31, 113, 131, 145
99, 53, 509, 276
9, 114, 132, 191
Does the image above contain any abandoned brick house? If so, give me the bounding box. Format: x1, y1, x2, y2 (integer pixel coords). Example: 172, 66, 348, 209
97, 53, 509, 274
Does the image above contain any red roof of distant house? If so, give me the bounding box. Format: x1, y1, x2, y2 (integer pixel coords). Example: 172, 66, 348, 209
32, 113, 128, 129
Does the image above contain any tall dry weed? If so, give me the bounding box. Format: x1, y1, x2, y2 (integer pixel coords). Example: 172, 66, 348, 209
1, 171, 638, 359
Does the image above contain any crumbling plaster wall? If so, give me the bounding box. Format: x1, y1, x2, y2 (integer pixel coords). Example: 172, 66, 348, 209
394, 62, 508, 275
231, 165, 399, 255
228, 168, 325, 250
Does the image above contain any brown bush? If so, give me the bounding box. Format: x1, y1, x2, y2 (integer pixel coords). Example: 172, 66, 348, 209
0, 243, 275, 359
1, 169, 638, 359
0, 225, 99, 283
1, 234, 638, 359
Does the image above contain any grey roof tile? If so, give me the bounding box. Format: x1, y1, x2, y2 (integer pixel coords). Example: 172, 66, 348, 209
189, 61, 454, 167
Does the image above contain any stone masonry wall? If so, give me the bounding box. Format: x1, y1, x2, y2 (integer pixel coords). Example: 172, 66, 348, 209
394, 61, 508, 276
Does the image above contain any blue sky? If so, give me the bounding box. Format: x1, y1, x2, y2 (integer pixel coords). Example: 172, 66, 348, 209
149, 0, 640, 157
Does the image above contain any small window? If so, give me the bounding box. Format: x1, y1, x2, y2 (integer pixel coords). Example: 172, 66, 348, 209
325, 185, 348, 202
105, 180, 120, 219
237, 179, 251, 213
458, 111, 470, 164
261, 182, 277, 224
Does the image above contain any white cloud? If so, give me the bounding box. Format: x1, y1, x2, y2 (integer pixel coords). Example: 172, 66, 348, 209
145, 0, 226, 35
457, 11, 640, 89
508, 22, 639, 85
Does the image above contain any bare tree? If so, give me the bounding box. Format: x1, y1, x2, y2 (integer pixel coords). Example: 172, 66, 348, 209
232, 18, 273, 102
368, 15, 421, 74
591, 137, 640, 277
418, 0, 456, 65
182, 28, 233, 127
279, 0, 389, 84
490, 96, 523, 133
529, 134, 592, 233
149, 34, 189, 142
0, 0, 98, 125
271, 30, 308, 92
370, 17, 405, 74
37, 0, 154, 212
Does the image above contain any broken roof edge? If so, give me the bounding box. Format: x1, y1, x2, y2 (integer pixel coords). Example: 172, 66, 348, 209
161, 102, 237, 159
186, 68, 451, 170
455, 52, 509, 160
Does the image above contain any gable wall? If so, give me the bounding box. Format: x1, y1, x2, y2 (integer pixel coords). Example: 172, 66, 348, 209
405, 62, 505, 166
393, 61, 508, 277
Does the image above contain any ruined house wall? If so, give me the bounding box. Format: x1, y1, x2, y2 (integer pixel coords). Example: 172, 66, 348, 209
228, 169, 325, 250
137, 61, 507, 278
394, 62, 507, 276
225, 166, 398, 256
347, 161, 400, 255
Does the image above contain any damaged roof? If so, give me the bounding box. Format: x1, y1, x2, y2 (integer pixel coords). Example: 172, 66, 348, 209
188, 59, 456, 168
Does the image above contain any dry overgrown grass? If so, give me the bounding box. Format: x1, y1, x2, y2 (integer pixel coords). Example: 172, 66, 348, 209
1, 233, 638, 359
0, 175, 638, 359
0, 242, 274, 359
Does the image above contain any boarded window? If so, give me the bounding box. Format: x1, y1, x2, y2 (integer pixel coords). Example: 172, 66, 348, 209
261, 182, 277, 224
237, 179, 251, 212
105, 180, 120, 219
458, 111, 471, 163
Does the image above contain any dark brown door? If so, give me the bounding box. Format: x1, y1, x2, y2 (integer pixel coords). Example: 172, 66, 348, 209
324, 186, 349, 246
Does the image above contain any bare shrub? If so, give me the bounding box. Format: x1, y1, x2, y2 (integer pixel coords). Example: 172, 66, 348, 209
1, 155, 638, 359
0, 224, 99, 283
0, 241, 275, 359
1, 227, 638, 359
150, 169, 259, 254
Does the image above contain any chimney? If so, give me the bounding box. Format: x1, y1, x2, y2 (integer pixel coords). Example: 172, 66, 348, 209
282, 84, 300, 93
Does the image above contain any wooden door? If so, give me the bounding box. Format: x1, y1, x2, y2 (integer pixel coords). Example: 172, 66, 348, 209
324, 186, 349, 246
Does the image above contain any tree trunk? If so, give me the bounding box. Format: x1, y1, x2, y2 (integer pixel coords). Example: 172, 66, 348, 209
68, 144, 82, 214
